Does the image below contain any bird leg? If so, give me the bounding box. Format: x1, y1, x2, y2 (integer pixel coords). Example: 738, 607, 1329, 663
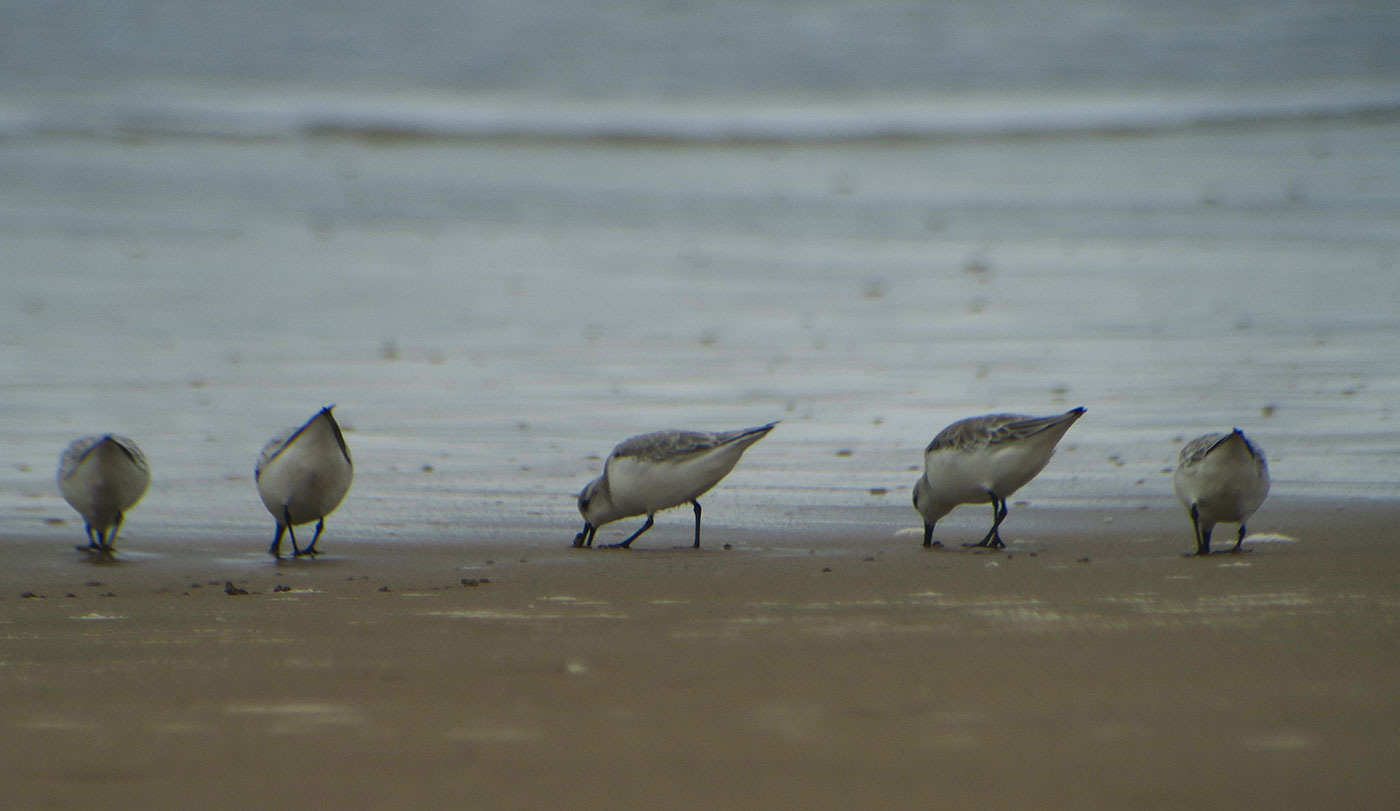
690, 500, 702, 549
296, 518, 324, 558
104, 511, 124, 552
269, 522, 287, 558
604, 515, 655, 549
573, 523, 596, 549
282, 506, 302, 557
966, 492, 1008, 549
1230, 523, 1247, 554
1189, 504, 1212, 556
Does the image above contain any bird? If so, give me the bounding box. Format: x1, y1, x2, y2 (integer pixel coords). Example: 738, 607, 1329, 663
1172, 429, 1269, 556
573, 422, 777, 550
255, 406, 353, 559
57, 434, 151, 554
913, 407, 1085, 549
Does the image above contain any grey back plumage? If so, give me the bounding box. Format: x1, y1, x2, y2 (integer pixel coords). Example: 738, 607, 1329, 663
255, 406, 350, 480
1179, 429, 1267, 473
58, 434, 149, 481
926, 408, 1085, 454
609, 422, 778, 465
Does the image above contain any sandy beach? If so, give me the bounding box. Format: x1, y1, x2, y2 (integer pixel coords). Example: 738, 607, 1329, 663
2, 114, 1398, 809
3, 496, 1398, 810
5, 3, 1399, 805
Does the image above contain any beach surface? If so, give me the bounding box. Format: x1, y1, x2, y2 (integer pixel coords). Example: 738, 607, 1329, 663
4, 498, 1399, 810
4, 2, 1400, 806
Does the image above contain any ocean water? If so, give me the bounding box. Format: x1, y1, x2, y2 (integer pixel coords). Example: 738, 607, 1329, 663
2, 0, 1398, 548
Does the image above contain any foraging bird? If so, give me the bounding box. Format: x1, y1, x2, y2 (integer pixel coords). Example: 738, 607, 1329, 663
573, 422, 777, 549
57, 434, 151, 553
1173, 429, 1269, 556
256, 406, 353, 558
913, 408, 1085, 549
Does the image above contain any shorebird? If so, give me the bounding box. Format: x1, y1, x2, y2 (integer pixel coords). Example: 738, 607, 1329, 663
57, 434, 151, 553
573, 422, 777, 550
1173, 429, 1269, 556
913, 407, 1085, 549
256, 406, 353, 559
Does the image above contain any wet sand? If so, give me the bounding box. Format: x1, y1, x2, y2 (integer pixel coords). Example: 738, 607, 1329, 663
3, 499, 1398, 809
2, 106, 1398, 809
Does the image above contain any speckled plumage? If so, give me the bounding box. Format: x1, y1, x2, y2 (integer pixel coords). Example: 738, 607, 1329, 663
256, 406, 353, 558
574, 422, 777, 549
914, 408, 1085, 549
57, 434, 151, 552
1173, 429, 1269, 556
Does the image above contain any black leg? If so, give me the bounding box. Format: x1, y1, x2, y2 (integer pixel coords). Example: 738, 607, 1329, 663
691, 500, 702, 549
283, 507, 301, 556
965, 492, 1008, 549
1189, 504, 1211, 556
106, 511, 125, 551
573, 523, 596, 548
922, 522, 942, 548
988, 496, 1008, 549
297, 518, 324, 557
1231, 523, 1247, 553
605, 515, 654, 549
269, 523, 286, 558
85, 524, 100, 550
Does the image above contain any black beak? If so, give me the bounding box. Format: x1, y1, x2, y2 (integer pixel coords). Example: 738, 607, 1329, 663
572, 523, 595, 549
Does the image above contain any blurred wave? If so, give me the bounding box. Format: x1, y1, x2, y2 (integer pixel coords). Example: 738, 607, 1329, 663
5, 85, 1399, 143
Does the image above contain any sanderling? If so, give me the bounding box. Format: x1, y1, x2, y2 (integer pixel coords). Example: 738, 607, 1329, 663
913, 407, 1085, 549
57, 434, 151, 553
256, 406, 353, 559
573, 422, 777, 550
1173, 429, 1269, 556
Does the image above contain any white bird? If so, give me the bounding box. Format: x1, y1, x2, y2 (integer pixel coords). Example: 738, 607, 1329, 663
573, 422, 777, 549
256, 406, 353, 559
1172, 429, 1269, 556
913, 407, 1085, 549
57, 434, 151, 554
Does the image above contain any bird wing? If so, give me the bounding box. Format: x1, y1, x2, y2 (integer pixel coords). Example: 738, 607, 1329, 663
1179, 430, 1266, 471
255, 407, 346, 480
58, 435, 149, 481
58, 436, 104, 481
609, 423, 777, 466
927, 410, 1082, 453
610, 430, 722, 464
254, 427, 297, 480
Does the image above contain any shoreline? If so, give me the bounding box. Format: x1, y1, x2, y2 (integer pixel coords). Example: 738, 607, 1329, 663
3, 498, 1398, 808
